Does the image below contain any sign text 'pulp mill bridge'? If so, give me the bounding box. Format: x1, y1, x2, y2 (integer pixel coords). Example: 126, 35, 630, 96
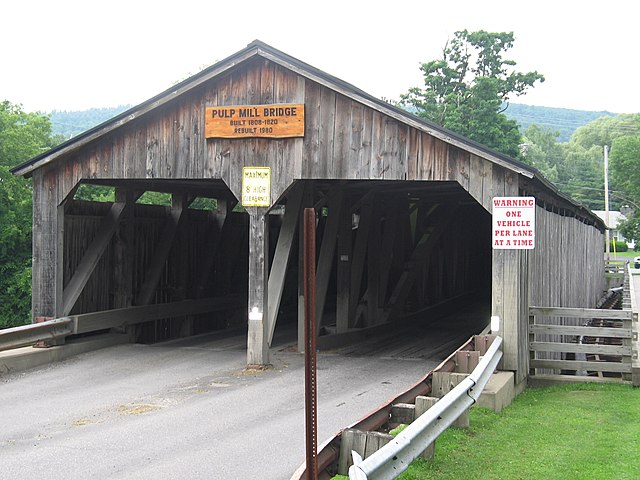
12, 40, 605, 386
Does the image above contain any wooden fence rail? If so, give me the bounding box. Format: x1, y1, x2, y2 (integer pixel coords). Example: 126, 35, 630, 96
528, 306, 635, 383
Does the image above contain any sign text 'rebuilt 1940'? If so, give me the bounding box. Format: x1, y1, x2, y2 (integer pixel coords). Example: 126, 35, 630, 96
205, 104, 304, 139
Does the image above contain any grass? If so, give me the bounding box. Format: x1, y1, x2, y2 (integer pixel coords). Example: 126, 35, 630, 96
334, 383, 640, 480
607, 249, 638, 260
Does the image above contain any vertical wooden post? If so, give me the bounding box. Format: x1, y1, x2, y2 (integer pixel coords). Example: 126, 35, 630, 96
247, 207, 270, 366
113, 188, 135, 309
32, 169, 60, 321
336, 194, 352, 334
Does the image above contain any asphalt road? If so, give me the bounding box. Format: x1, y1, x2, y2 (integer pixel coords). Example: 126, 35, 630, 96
1, 333, 441, 479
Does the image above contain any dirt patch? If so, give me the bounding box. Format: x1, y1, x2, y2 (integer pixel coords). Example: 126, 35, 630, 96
117, 404, 162, 415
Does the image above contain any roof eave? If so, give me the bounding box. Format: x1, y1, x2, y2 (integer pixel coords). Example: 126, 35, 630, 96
11, 42, 265, 178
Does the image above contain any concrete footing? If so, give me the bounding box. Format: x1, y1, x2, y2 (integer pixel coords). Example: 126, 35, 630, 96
478, 371, 515, 412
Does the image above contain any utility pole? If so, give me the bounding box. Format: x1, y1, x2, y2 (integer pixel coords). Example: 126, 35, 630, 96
604, 145, 610, 258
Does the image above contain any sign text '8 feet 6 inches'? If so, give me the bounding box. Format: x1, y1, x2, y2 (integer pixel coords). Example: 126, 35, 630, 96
205, 104, 304, 138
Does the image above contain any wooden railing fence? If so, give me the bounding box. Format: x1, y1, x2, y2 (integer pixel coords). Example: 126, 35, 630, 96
528, 306, 635, 383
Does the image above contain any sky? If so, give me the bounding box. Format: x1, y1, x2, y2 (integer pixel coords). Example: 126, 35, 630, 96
2, 0, 639, 114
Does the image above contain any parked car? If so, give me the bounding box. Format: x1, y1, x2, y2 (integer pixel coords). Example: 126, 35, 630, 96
635, 256, 640, 269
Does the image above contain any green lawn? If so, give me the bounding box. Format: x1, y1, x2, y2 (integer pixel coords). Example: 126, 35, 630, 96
607, 249, 638, 260
337, 383, 640, 480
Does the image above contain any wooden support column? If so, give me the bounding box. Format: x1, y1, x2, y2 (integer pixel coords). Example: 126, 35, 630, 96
493, 248, 529, 384
336, 194, 352, 333
32, 170, 59, 320
492, 170, 529, 384
247, 208, 269, 366
113, 189, 136, 310
266, 184, 303, 346
367, 198, 382, 324
135, 194, 186, 306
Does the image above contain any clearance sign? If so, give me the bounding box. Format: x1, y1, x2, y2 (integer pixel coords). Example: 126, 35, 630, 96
205, 104, 304, 138
492, 197, 536, 249
242, 167, 271, 207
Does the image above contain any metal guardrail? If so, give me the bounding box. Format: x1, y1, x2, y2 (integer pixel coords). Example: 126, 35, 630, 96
348, 336, 503, 480
0, 317, 75, 352
0, 297, 242, 353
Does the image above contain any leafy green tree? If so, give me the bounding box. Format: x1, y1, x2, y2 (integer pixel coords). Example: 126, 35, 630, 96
610, 134, 640, 245
0, 101, 60, 328
555, 143, 604, 210
521, 124, 563, 181
570, 114, 640, 150
400, 30, 544, 158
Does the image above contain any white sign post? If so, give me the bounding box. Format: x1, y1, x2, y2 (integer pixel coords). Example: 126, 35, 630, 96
492, 197, 536, 249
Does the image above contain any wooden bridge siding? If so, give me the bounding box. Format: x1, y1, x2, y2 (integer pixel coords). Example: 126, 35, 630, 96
530, 206, 604, 309
31, 58, 556, 377
527, 205, 605, 369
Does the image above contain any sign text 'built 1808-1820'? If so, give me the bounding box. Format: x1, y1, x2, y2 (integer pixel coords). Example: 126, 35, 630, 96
205, 103, 304, 139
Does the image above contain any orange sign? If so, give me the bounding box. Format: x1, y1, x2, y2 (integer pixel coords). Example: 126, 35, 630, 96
205, 104, 304, 139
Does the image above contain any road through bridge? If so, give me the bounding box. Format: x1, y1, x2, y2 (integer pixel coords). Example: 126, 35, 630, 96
0, 304, 484, 480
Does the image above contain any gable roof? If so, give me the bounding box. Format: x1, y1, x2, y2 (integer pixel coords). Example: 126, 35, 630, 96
12, 40, 534, 179
9, 40, 603, 228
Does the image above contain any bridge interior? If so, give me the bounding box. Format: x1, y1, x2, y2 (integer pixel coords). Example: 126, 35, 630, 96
64, 178, 491, 352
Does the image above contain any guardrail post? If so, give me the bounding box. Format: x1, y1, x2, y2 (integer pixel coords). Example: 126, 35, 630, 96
431, 372, 470, 428
414, 396, 439, 459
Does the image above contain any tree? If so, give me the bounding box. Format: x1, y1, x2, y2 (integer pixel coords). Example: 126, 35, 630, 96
0, 101, 60, 328
610, 133, 640, 246
521, 124, 563, 182
400, 30, 544, 158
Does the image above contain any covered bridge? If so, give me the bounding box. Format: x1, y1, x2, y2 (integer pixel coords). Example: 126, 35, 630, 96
12, 41, 605, 386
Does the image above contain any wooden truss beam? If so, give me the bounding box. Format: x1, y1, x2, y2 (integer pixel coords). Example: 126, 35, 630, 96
135, 195, 186, 306
61, 200, 127, 316
315, 187, 344, 333
266, 184, 303, 346
384, 205, 458, 322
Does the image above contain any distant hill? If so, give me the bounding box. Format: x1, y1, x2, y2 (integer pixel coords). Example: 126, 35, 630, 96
49, 106, 132, 139
504, 103, 616, 142
48, 103, 616, 144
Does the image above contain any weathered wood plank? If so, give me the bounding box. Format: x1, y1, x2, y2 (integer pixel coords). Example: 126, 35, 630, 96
318, 86, 336, 178
529, 324, 632, 338
333, 95, 352, 179
531, 359, 632, 373
530, 307, 633, 320
530, 342, 632, 356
